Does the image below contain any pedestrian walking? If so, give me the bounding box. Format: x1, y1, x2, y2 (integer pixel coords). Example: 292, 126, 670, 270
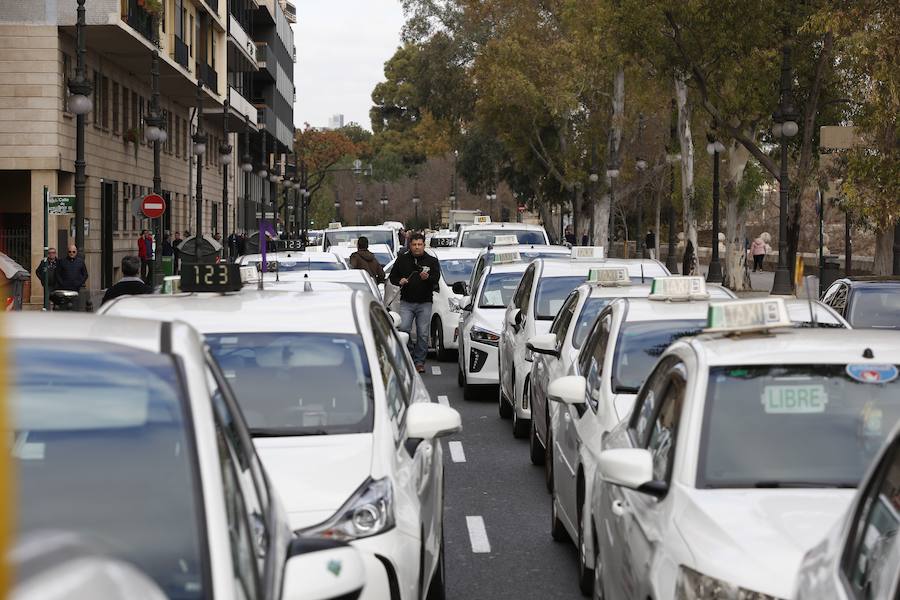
56, 245, 88, 292
645, 230, 656, 259
388, 232, 441, 373
349, 236, 386, 283
138, 229, 154, 283
101, 255, 153, 305
173, 231, 183, 273
35, 247, 59, 294
751, 236, 767, 272
564, 225, 576, 246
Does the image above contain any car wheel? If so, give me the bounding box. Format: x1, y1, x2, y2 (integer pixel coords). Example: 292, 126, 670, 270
498, 384, 513, 419
529, 414, 545, 466
433, 318, 452, 362
545, 427, 554, 493
593, 536, 606, 600
512, 378, 530, 438
578, 502, 595, 595
426, 532, 446, 600
551, 494, 568, 542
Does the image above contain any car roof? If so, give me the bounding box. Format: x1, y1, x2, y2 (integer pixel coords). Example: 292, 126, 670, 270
330, 244, 393, 254
102, 289, 364, 335
842, 277, 900, 287
478, 244, 569, 256
271, 270, 372, 282
613, 297, 722, 322
459, 222, 547, 231
5, 312, 164, 353
535, 257, 671, 278
428, 247, 482, 259
327, 225, 393, 232
239, 251, 340, 262
585, 284, 654, 300
688, 329, 900, 367
485, 262, 531, 275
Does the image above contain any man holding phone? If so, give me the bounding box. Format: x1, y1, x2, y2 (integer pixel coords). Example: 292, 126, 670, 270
389, 232, 441, 372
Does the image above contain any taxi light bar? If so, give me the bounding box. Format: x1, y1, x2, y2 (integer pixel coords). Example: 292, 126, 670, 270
493, 234, 520, 246
327, 222, 342, 230
587, 267, 630, 286
161, 275, 181, 294
705, 298, 793, 334
571, 246, 605, 260
649, 276, 709, 301
492, 250, 522, 264
474, 215, 492, 224
239, 266, 258, 284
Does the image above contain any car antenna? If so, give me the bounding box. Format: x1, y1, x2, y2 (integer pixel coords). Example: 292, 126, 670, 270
275, 251, 280, 282
641, 264, 645, 284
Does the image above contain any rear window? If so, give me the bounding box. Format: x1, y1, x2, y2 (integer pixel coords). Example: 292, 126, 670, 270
611, 319, 706, 392
534, 276, 588, 319
460, 229, 547, 248
849, 289, 900, 329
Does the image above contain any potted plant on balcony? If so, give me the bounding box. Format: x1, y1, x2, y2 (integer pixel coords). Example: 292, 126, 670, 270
123, 127, 140, 160
140, 0, 163, 16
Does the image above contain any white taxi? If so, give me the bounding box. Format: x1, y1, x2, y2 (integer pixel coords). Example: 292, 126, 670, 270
101, 283, 461, 600
456, 221, 550, 248
465, 243, 571, 294
237, 251, 348, 272
324, 225, 401, 255
8, 310, 375, 600
795, 420, 900, 600
589, 298, 900, 600
384, 247, 481, 360
499, 249, 671, 438
457, 253, 531, 400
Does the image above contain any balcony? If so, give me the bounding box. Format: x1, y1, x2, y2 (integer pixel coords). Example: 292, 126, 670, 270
122, 0, 154, 43
230, 86, 257, 125
197, 63, 219, 94
203, 0, 220, 13
254, 42, 276, 80
174, 36, 189, 69
228, 14, 257, 66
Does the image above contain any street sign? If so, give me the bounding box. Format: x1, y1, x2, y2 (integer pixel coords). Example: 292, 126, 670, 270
48, 194, 75, 215
517, 204, 526, 213
142, 194, 166, 219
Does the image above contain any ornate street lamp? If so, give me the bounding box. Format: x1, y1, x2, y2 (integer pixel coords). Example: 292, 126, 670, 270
771, 41, 800, 295
706, 130, 726, 283
412, 178, 421, 224
192, 80, 207, 243
486, 190, 497, 220
380, 183, 389, 222
354, 185, 364, 226
68, 0, 93, 255
635, 157, 648, 258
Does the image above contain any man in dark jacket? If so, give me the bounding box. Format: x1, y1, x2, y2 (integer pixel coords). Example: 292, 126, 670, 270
35, 247, 59, 293
388, 232, 441, 372
138, 230, 153, 283
101, 255, 153, 305
349, 236, 386, 283
56, 245, 88, 292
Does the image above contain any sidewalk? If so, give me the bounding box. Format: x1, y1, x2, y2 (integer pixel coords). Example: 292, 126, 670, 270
697, 266, 818, 299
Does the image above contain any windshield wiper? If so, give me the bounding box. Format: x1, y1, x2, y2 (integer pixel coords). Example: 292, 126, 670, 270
249, 427, 330, 437
613, 385, 640, 394
752, 480, 856, 489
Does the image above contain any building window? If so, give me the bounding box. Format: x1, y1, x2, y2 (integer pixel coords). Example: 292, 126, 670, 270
189, 14, 194, 57
100, 75, 109, 129
211, 202, 218, 235
138, 95, 145, 145
122, 87, 130, 130
175, 116, 181, 157
92, 69, 100, 127
131, 91, 138, 137
112, 82, 120, 134
62, 53, 71, 113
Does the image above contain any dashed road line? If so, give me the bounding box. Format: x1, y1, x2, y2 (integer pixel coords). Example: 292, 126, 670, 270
448, 441, 466, 463
466, 516, 491, 553
437, 395, 449, 406
431, 365, 442, 375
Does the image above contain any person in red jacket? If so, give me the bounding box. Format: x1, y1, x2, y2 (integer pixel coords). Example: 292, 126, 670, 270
137, 230, 154, 283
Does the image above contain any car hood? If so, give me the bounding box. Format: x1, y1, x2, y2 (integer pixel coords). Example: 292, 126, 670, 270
473, 308, 505, 333
676, 487, 854, 598
254, 433, 373, 530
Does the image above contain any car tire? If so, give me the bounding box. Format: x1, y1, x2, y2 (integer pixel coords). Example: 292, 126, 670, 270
498, 385, 513, 419
529, 414, 546, 465
551, 495, 568, 542
578, 502, 595, 596
426, 532, 446, 600
457, 364, 465, 388
432, 318, 452, 362
512, 378, 530, 438
593, 535, 606, 600
545, 427, 555, 493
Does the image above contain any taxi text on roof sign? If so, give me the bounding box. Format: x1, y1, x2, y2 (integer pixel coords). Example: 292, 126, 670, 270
493, 234, 520, 246
474, 215, 492, 224
649, 276, 709, 301
492, 250, 521, 265
705, 297, 793, 333
571, 246, 604, 260
327, 222, 342, 230
587, 267, 630, 286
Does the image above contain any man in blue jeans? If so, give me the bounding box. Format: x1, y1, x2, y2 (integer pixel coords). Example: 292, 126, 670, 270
388, 232, 441, 372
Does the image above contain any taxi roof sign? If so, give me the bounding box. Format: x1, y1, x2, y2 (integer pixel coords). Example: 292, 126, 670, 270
587, 267, 630, 286
239, 265, 258, 284
492, 250, 522, 265
493, 234, 520, 246
571, 246, 605, 260
180, 263, 242, 293
327, 222, 342, 230
474, 215, 492, 224
649, 276, 709, 301
705, 297, 793, 334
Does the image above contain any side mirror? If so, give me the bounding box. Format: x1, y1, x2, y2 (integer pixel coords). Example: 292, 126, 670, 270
527, 333, 559, 358
451, 281, 468, 295
397, 331, 410, 346
547, 375, 586, 405
597, 448, 667, 498
389, 311, 402, 328
405, 402, 462, 439
282, 537, 366, 600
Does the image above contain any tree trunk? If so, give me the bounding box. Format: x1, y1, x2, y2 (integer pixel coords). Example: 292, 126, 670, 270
597, 66, 625, 253
654, 180, 661, 257
538, 193, 558, 242
675, 76, 698, 275
723, 140, 752, 290
873, 226, 894, 276
593, 192, 611, 250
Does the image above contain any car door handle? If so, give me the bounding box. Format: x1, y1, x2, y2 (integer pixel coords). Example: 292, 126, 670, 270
611, 499, 627, 517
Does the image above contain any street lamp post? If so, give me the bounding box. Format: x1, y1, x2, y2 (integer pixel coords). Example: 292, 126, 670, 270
635, 158, 648, 258
239, 115, 253, 236
334, 188, 341, 222
588, 144, 599, 244
219, 101, 232, 257
68, 0, 93, 255
771, 42, 800, 295
354, 185, 363, 226
706, 132, 726, 283
192, 81, 207, 249
412, 180, 421, 225
450, 150, 458, 210
486, 190, 496, 221
145, 12, 168, 283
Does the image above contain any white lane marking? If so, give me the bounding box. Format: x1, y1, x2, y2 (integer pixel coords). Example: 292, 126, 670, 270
466, 516, 491, 553
431, 366, 442, 375
448, 441, 466, 463
437, 395, 449, 406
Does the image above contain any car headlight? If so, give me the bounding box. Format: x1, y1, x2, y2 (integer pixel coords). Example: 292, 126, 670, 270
470, 326, 500, 346
301, 477, 394, 541
449, 297, 462, 312
676, 565, 782, 600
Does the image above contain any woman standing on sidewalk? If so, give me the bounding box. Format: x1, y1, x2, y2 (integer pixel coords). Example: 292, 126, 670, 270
750, 236, 767, 272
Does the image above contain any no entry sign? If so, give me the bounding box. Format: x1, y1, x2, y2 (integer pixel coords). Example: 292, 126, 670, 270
141, 193, 166, 219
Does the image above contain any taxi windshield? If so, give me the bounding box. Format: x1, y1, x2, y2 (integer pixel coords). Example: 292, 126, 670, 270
325, 230, 394, 251
699, 364, 900, 488
206, 332, 374, 436
11, 340, 207, 600
849, 289, 900, 329
461, 229, 546, 248
573, 298, 611, 348
480, 272, 523, 308
611, 319, 706, 392
535, 276, 589, 320
441, 258, 476, 286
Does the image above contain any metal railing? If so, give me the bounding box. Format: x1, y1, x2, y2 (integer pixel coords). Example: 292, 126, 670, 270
197, 63, 218, 93
174, 37, 189, 68
123, 0, 154, 43
0, 228, 31, 272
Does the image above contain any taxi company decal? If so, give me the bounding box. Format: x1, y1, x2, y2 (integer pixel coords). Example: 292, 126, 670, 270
846, 363, 899, 384
761, 384, 828, 414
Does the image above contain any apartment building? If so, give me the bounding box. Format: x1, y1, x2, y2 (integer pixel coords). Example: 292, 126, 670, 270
0, 0, 294, 303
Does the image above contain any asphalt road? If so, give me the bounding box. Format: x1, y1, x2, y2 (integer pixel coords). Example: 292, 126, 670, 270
422, 358, 584, 599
